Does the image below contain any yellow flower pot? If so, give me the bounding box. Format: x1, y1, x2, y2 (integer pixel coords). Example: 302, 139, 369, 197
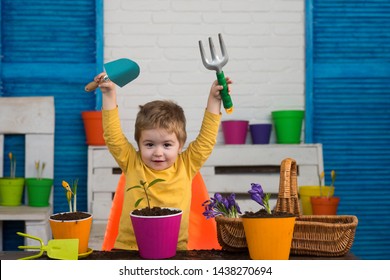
299, 186, 334, 215
242, 215, 296, 260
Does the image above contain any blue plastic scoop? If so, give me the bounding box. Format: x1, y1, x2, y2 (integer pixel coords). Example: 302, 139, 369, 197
85, 58, 140, 92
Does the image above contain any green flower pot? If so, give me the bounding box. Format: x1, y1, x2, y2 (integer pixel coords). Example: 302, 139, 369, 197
271, 110, 304, 144
26, 178, 53, 207
0, 177, 25, 206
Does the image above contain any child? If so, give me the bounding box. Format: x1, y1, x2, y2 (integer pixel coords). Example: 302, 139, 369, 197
95, 72, 232, 250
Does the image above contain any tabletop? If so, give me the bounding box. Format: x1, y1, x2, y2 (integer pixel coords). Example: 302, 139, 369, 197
0, 249, 358, 260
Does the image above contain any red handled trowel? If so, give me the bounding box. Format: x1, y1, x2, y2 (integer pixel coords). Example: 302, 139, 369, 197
85, 58, 140, 92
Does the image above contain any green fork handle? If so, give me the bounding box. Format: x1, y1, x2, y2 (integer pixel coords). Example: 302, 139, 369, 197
217, 71, 233, 114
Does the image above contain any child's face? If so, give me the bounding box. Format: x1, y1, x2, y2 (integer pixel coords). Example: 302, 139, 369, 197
139, 128, 183, 171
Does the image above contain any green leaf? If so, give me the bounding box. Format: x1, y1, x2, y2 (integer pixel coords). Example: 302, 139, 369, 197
134, 198, 143, 208
147, 178, 165, 189
127, 185, 142, 191
331, 170, 336, 187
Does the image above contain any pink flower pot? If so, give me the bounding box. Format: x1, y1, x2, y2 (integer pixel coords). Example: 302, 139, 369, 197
222, 120, 249, 144
130, 208, 182, 259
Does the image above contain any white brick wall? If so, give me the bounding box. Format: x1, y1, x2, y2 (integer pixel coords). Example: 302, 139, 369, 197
103, 0, 305, 145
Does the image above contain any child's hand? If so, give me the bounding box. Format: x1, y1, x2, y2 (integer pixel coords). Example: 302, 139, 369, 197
96, 72, 117, 110
210, 76, 233, 100
207, 77, 233, 114
94, 72, 116, 95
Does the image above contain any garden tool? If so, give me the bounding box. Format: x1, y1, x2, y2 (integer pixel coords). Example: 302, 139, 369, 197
16, 232, 79, 260
85, 58, 140, 92
199, 33, 233, 114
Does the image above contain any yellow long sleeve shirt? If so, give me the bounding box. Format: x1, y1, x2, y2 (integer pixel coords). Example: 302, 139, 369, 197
102, 107, 221, 250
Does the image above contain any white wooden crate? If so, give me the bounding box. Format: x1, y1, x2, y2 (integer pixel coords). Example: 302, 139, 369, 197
0, 97, 55, 250
88, 144, 323, 222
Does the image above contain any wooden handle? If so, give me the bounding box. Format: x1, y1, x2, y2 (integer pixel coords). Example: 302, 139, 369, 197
85, 81, 99, 92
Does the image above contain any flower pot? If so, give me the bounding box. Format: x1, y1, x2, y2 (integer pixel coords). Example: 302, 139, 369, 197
49, 212, 93, 254
249, 123, 272, 144
0, 178, 25, 206
299, 186, 335, 215
271, 110, 304, 144
130, 208, 182, 259
221, 120, 249, 144
26, 178, 53, 207
242, 215, 296, 260
81, 111, 105, 145
311, 196, 340, 215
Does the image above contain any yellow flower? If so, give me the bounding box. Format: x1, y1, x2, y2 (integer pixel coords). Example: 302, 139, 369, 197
62, 180, 73, 194
8, 152, 13, 160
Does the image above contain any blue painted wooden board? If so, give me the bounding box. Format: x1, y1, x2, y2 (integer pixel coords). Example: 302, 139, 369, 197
1, 0, 103, 250
305, 0, 390, 260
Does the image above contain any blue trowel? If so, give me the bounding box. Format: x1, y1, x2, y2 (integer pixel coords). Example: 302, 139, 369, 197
85, 58, 140, 92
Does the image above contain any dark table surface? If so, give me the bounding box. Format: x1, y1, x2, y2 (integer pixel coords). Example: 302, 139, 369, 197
0, 249, 358, 260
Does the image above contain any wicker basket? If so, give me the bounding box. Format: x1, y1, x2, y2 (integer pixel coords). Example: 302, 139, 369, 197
276, 158, 358, 257
291, 215, 358, 256
214, 158, 358, 256
215, 216, 247, 252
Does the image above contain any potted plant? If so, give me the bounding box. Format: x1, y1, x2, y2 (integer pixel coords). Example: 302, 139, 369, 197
310, 170, 340, 215
25, 161, 54, 207
298, 170, 335, 215
0, 152, 25, 206
128, 178, 182, 259
49, 179, 93, 254
202, 192, 247, 251
241, 183, 296, 260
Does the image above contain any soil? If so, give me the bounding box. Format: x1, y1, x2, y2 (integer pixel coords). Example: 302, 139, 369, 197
132, 207, 181, 216
50, 211, 91, 221
242, 209, 295, 218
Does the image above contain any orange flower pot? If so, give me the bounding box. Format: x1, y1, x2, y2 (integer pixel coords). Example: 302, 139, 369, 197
49, 212, 92, 254
242, 215, 296, 260
299, 186, 335, 215
310, 196, 340, 215
81, 111, 105, 145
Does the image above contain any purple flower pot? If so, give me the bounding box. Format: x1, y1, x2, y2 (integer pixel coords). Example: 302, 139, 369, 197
130, 208, 182, 259
249, 124, 272, 144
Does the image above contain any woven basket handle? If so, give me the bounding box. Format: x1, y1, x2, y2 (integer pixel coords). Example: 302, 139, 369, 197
275, 158, 302, 216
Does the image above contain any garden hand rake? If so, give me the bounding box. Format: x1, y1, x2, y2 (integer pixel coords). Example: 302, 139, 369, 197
199, 33, 233, 114
17, 232, 79, 260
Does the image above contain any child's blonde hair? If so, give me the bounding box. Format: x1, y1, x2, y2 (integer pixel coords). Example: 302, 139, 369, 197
135, 100, 187, 147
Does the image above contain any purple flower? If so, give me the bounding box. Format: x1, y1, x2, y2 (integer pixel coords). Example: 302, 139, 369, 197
227, 193, 241, 214
248, 183, 265, 207
248, 183, 271, 214
214, 193, 223, 203
202, 192, 241, 219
